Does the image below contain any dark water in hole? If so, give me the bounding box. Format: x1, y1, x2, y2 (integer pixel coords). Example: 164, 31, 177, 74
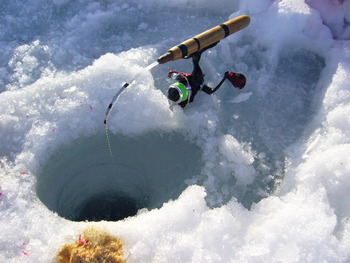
36, 131, 203, 221
74, 193, 139, 222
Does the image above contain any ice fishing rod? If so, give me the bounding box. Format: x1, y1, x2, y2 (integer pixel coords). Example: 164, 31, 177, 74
104, 15, 250, 124
103, 15, 250, 158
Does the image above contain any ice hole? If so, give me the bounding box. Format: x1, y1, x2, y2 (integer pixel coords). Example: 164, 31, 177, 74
36, 132, 203, 221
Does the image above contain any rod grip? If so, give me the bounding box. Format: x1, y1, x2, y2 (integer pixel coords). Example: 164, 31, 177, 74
157, 15, 250, 64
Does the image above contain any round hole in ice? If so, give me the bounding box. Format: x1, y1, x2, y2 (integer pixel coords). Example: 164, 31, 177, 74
36, 132, 203, 221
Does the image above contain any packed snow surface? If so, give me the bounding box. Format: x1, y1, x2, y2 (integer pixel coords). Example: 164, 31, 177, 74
1, 0, 350, 262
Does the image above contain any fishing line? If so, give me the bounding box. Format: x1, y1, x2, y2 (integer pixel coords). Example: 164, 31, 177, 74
105, 125, 114, 160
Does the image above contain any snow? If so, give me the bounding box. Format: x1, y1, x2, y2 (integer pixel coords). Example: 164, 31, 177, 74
1, 0, 350, 262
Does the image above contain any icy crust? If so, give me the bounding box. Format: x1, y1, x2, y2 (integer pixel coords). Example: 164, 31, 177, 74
1, 48, 172, 163
291, 54, 350, 232
307, 0, 350, 39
